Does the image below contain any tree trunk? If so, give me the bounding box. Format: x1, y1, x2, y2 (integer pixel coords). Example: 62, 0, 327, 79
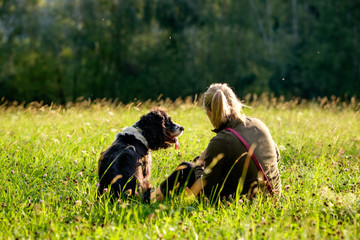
249, 0, 274, 62
266, 0, 274, 63
292, 0, 298, 44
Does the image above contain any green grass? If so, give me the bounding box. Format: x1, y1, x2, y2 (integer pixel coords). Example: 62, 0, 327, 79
0, 97, 359, 239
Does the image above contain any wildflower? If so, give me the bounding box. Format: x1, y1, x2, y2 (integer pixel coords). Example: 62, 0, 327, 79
74, 160, 78, 164
24, 174, 27, 178
103, 188, 108, 192
43, 173, 47, 177
339, 148, 345, 155
78, 172, 83, 177
11, 170, 14, 174
284, 185, 290, 190
95, 183, 100, 188
66, 135, 71, 138
279, 145, 286, 151
75, 200, 82, 206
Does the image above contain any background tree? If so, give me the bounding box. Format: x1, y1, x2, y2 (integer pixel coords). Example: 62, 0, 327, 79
0, 0, 358, 103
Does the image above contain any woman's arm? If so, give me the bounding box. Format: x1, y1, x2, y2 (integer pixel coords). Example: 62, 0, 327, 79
184, 178, 207, 200
151, 177, 207, 203
194, 150, 206, 166
151, 150, 207, 203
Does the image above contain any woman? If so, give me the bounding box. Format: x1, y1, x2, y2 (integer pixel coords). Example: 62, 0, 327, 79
151, 83, 281, 203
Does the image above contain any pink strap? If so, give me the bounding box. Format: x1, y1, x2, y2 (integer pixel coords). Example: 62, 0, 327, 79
225, 127, 273, 195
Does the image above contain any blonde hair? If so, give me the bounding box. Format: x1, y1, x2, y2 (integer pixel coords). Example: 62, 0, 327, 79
203, 83, 245, 129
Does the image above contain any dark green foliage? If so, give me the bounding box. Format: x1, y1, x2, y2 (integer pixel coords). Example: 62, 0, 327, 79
0, 0, 359, 103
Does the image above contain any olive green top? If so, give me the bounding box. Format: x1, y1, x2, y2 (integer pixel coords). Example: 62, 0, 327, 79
203, 117, 281, 200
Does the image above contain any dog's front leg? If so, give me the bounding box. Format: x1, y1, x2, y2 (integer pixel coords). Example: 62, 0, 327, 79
138, 155, 152, 203
142, 155, 152, 189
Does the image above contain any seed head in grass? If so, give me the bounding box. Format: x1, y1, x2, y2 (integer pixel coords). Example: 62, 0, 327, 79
75, 200, 82, 206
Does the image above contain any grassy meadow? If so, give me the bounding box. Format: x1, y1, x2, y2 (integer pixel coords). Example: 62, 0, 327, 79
0, 96, 359, 239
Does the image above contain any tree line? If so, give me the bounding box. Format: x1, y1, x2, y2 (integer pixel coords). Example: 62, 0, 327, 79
0, 0, 359, 104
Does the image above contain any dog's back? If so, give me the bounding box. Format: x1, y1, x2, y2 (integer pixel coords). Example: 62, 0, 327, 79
98, 134, 150, 199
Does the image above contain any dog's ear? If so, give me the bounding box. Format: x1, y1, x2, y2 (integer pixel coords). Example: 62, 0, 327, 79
138, 110, 167, 150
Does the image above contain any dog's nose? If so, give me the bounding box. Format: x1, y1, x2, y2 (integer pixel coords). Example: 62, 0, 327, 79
179, 126, 184, 131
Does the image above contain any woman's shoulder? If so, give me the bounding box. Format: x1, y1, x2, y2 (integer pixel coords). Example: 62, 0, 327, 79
211, 117, 271, 145
208, 125, 238, 150
245, 116, 266, 126
210, 128, 234, 144
223, 117, 267, 132
243, 117, 272, 133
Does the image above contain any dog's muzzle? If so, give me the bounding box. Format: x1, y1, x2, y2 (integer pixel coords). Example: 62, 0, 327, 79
165, 123, 184, 149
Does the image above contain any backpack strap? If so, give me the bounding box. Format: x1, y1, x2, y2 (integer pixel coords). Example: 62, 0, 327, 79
225, 127, 273, 195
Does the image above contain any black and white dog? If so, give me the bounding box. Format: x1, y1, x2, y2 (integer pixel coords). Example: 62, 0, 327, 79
98, 107, 184, 202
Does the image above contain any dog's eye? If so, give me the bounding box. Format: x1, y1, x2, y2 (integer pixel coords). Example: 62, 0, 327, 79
164, 117, 172, 127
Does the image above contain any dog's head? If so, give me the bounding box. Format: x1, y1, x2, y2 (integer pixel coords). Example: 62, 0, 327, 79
137, 107, 184, 150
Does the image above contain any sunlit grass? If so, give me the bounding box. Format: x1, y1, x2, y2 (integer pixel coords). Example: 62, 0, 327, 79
0, 96, 359, 239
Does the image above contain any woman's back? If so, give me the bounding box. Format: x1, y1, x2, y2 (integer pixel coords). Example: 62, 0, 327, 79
203, 117, 281, 198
